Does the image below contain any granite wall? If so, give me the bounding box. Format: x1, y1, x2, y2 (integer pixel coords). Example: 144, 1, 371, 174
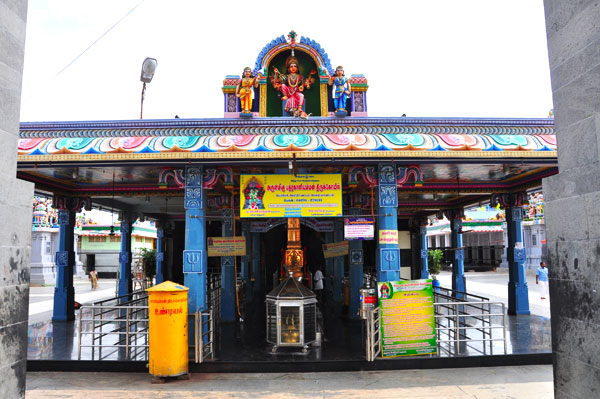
543, 1, 600, 397
0, 0, 33, 397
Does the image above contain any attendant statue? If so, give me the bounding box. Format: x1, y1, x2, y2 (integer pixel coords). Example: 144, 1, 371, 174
236, 67, 260, 116
272, 56, 315, 117
328, 66, 351, 115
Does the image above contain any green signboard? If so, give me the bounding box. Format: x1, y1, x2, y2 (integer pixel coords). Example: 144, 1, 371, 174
377, 279, 437, 357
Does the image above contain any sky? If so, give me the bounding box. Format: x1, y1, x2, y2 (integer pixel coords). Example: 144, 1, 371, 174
20, 0, 553, 122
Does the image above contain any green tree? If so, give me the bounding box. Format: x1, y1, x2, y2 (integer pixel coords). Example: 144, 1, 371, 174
428, 249, 443, 280
140, 248, 156, 279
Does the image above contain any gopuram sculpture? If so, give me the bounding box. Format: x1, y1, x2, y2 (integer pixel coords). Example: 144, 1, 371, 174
235, 67, 260, 117
328, 65, 351, 116
271, 56, 315, 118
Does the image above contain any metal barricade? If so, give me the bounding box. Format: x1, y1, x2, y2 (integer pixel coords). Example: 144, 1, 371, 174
364, 287, 507, 361
79, 274, 222, 363
193, 273, 221, 363
77, 290, 149, 360
365, 307, 381, 361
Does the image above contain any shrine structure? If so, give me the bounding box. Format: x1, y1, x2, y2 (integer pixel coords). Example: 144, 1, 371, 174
17, 32, 557, 355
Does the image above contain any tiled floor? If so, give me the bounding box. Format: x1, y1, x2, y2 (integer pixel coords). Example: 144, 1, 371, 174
27, 289, 551, 362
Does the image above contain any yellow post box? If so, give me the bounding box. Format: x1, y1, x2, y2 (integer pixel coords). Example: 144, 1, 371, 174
146, 281, 189, 379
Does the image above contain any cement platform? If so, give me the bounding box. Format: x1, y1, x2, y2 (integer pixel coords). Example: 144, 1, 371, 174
26, 365, 554, 398
27, 270, 552, 372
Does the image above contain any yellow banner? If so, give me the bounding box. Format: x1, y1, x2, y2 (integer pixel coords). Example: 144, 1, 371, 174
207, 236, 246, 257
323, 241, 349, 259
240, 174, 342, 218
379, 230, 399, 245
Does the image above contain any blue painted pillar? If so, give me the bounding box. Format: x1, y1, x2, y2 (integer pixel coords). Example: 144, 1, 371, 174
155, 225, 164, 284
183, 166, 207, 316
494, 193, 530, 315
53, 209, 76, 321
376, 164, 400, 282
325, 232, 334, 292
241, 222, 252, 302
419, 223, 429, 279
445, 209, 466, 296
348, 208, 363, 319
221, 208, 236, 322
252, 231, 261, 294
333, 220, 344, 302
117, 215, 133, 298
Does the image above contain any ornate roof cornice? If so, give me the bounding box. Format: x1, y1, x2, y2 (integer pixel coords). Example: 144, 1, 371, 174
19, 117, 555, 139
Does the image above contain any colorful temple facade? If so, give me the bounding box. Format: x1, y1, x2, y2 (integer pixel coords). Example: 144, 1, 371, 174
17, 32, 557, 331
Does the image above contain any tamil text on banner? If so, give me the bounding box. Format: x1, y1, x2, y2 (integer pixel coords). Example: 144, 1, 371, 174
379, 229, 399, 245
240, 174, 342, 218
207, 236, 246, 257
322, 241, 349, 259
344, 217, 374, 240
378, 279, 437, 357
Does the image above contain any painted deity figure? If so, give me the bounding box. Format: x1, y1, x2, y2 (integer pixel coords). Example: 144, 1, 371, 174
272, 56, 315, 117
242, 177, 265, 210
328, 65, 351, 114
236, 67, 260, 114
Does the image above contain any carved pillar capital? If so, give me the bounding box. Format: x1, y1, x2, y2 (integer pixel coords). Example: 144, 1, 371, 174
53, 195, 91, 212
491, 192, 528, 209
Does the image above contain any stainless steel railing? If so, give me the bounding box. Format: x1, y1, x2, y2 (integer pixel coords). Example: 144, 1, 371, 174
365, 306, 381, 361
434, 295, 507, 356
194, 274, 221, 363
78, 290, 149, 361
78, 273, 222, 362
364, 287, 507, 361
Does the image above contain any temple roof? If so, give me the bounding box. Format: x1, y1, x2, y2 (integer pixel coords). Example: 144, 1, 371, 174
18, 117, 556, 163
16, 117, 557, 215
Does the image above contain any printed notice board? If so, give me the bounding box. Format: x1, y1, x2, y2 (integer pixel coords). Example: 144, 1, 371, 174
240, 174, 342, 218
322, 241, 349, 259
207, 236, 246, 257
344, 217, 374, 240
377, 279, 437, 357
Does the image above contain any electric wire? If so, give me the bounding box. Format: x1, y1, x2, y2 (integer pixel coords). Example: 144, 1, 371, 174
54, 0, 146, 79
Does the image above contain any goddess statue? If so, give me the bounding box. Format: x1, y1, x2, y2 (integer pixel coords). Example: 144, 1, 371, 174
272, 56, 315, 117
328, 65, 351, 115
236, 67, 260, 115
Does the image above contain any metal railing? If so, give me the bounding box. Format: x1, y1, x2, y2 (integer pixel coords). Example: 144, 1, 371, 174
78, 273, 222, 362
365, 307, 381, 361
434, 291, 507, 356
364, 286, 506, 361
194, 273, 221, 363
78, 290, 149, 360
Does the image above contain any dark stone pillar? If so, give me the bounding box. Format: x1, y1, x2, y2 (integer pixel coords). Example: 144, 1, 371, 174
333, 220, 344, 302
252, 231, 261, 294
155, 225, 165, 284
241, 222, 252, 302
443, 209, 466, 296
221, 208, 236, 321
348, 208, 363, 319
324, 232, 334, 292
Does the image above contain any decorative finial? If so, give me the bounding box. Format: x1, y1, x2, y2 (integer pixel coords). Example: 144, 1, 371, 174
288, 30, 297, 56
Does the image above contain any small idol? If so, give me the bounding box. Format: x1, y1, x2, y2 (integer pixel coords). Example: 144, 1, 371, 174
328, 66, 351, 116
272, 56, 315, 118
236, 67, 260, 117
